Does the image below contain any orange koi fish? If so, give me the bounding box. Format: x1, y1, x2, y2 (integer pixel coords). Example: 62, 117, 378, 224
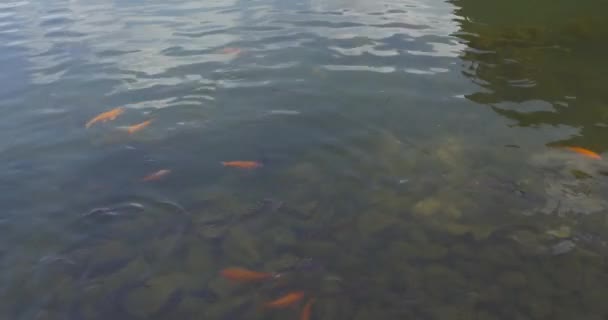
85, 107, 125, 128
142, 169, 171, 182
221, 161, 263, 169
265, 291, 305, 309
564, 146, 602, 160
126, 119, 153, 134
220, 47, 242, 55
300, 298, 315, 320
220, 267, 274, 282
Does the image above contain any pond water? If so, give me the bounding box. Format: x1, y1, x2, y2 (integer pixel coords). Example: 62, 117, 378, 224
1, 0, 608, 319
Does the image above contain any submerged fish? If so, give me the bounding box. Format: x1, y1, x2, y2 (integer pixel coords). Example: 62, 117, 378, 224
220, 267, 274, 282
269, 110, 301, 115
300, 298, 315, 320
221, 161, 263, 169
126, 119, 153, 134
265, 291, 305, 308
142, 169, 171, 181
85, 107, 125, 128
82, 202, 145, 218
564, 146, 601, 159
220, 47, 242, 55
83, 207, 119, 217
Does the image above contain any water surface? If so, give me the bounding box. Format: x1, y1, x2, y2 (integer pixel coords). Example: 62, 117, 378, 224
1, 0, 608, 319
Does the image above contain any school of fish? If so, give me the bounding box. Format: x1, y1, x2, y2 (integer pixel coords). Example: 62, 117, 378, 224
82, 89, 604, 320
220, 267, 315, 320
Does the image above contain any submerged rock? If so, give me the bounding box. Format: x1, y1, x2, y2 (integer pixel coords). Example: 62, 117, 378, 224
42, 274, 78, 308
294, 240, 339, 260
83, 241, 134, 279
434, 137, 466, 167
388, 241, 448, 261
475, 310, 499, 320
479, 244, 521, 267
99, 256, 150, 296
175, 296, 209, 317
520, 294, 552, 318
282, 162, 323, 185
263, 254, 301, 272
183, 245, 215, 280
357, 211, 399, 236
476, 285, 504, 304
207, 276, 235, 300
124, 273, 187, 317
145, 233, 182, 261
33, 310, 63, 320
424, 264, 468, 298
545, 226, 572, 239
353, 306, 386, 320
203, 295, 253, 320
406, 227, 429, 244
222, 228, 262, 265
498, 271, 527, 289
508, 229, 548, 256
427, 304, 475, 320
197, 222, 229, 240
412, 197, 442, 216
551, 240, 576, 255
269, 227, 296, 247
319, 275, 345, 296
443, 222, 494, 240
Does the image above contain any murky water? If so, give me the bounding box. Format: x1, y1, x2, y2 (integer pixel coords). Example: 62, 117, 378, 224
2, 0, 608, 319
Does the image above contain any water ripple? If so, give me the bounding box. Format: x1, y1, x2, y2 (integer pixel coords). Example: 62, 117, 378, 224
0, 0, 465, 215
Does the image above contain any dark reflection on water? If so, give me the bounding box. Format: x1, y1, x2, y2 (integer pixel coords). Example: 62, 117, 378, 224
1, 0, 608, 319
452, 0, 608, 152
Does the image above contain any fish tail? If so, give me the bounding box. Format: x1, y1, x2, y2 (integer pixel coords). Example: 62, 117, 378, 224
85, 118, 98, 128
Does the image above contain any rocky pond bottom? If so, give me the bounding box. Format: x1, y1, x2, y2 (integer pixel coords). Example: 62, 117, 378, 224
2, 132, 608, 320
2, 0, 608, 317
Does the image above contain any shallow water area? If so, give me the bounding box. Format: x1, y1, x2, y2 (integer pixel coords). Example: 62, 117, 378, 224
1, 0, 608, 319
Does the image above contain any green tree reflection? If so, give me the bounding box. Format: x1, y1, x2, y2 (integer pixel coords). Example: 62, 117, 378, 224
450, 0, 608, 152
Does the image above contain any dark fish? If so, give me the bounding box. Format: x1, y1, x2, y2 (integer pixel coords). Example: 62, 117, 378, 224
82, 202, 144, 218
